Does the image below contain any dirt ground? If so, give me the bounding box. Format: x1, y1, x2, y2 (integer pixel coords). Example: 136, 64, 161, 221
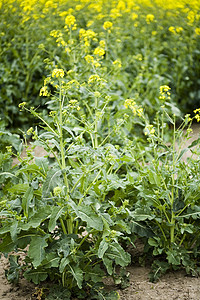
1, 124, 200, 299
1, 255, 200, 300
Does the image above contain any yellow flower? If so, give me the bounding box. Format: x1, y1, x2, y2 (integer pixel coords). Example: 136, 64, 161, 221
113, 59, 122, 68
144, 124, 155, 136
65, 15, 76, 27
131, 13, 138, 20
87, 20, 94, 27
99, 40, 106, 48
124, 98, 143, 117
85, 55, 94, 63
168, 26, 176, 34
94, 47, 105, 57
146, 14, 155, 24
103, 21, 113, 30
39, 86, 49, 96
52, 69, 65, 78
195, 28, 200, 35
88, 74, 101, 84
160, 85, 170, 93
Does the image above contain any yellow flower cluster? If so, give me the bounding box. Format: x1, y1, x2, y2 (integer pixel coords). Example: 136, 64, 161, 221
146, 14, 154, 24
194, 108, 200, 122
124, 99, 143, 117
103, 21, 113, 31
65, 14, 76, 27
88, 74, 101, 84
169, 26, 183, 34
94, 46, 105, 57
52, 69, 65, 78
159, 85, 171, 101
195, 28, 200, 35
84, 55, 101, 68
113, 59, 122, 68
39, 86, 49, 97
79, 28, 97, 47
144, 124, 155, 136
68, 99, 80, 111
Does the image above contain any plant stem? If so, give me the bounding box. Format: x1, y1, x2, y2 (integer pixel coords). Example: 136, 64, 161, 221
170, 115, 176, 244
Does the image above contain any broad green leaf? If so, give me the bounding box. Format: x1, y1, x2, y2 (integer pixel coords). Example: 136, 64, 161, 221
0, 224, 12, 235
70, 200, 103, 230
102, 257, 113, 275
106, 242, 131, 267
69, 264, 83, 289
74, 205, 103, 231
48, 206, 64, 232
42, 167, 62, 198
10, 220, 19, 242
130, 207, 154, 221
20, 206, 52, 231
0, 172, 17, 180
24, 269, 48, 284
148, 237, 160, 247
59, 257, 70, 273
28, 235, 49, 268
35, 157, 49, 174
98, 239, 109, 258
22, 186, 33, 217
42, 253, 60, 268
6, 255, 20, 284
84, 265, 105, 283
0, 234, 15, 253
148, 169, 161, 185
20, 164, 45, 178
8, 183, 29, 194
166, 250, 181, 265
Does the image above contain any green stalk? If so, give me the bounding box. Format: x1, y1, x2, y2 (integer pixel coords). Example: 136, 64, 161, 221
58, 80, 73, 234
170, 115, 176, 244
78, 169, 102, 206
60, 218, 67, 234
94, 96, 98, 148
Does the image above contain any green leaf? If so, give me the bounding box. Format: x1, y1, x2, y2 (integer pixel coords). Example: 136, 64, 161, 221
48, 206, 64, 232
71, 203, 103, 231
166, 249, 181, 265
98, 239, 109, 258
5, 255, 20, 284
42, 253, 60, 269
35, 157, 49, 174
106, 242, 131, 268
148, 169, 161, 185
0, 234, 15, 253
42, 167, 62, 198
130, 207, 154, 221
59, 257, 70, 273
24, 269, 48, 284
10, 220, 19, 242
148, 237, 160, 247
102, 257, 113, 275
28, 235, 49, 268
8, 183, 29, 194
20, 206, 52, 230
85, 265, 105, 283
22, 186, 33, 217
69, 264, 83, 289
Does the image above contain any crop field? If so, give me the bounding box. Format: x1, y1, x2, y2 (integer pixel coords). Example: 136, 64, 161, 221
0, 0, 200, 299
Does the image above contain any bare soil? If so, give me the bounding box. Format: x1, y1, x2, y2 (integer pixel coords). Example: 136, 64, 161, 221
1, 124, 200, 299
1, 255, 200, 300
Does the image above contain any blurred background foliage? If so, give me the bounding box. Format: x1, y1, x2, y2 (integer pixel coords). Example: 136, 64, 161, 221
0, 0, 200, 132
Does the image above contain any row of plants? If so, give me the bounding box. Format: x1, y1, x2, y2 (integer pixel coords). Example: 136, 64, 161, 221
0, 0, 200, 131
1, 65, 200, 298
0, 0, 200, 299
